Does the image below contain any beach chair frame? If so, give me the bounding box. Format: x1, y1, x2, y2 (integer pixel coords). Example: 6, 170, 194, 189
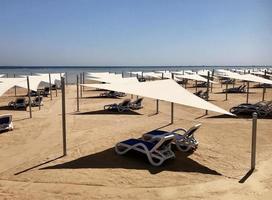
143, 124, 201, 152
129, 98, 144, 110
104, 99, 131, 112
115, 134, 175, 166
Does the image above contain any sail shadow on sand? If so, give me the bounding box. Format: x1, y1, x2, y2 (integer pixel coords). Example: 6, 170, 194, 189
41, 148, 222, 175
72, 110, 142, 115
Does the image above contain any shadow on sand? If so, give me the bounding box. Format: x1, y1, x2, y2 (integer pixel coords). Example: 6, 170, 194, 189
81, 96, 121, 99
0, 105, 26, 111
41, 147, 222, 175
207, 114, 272, 119
73, 109, 142, 115
214, 92, 255, 94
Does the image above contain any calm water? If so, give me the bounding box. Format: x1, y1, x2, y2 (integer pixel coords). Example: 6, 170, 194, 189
0, 66, 263, 84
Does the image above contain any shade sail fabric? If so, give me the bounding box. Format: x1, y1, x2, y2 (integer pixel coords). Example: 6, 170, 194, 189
216, 69, 272, 84
0, 74, 55, 96
0, 78, 26, 96
241, 74, 272, 85
87, 72, 121, 78
15, 76, 45, 91
197, 70, 212, 77
36, 73, 64, 84
143, 72, 162, 79
87, 74, 139, 84
175, 74, 217, 83
251, 71, 272, 77
82, 79, 234, 116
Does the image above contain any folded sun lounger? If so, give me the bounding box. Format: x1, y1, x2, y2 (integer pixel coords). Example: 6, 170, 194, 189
142, 124, 201, 152
115, 134, 175, 166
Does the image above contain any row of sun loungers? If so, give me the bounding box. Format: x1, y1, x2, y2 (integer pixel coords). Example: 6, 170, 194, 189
194, 90, 209, 99
104, 98, 144, 112
8, 97, 44, 109
230, 101, 272, 117
115, 124, 201, 166
100, 90, 126, 98
193, 82, 208, 88
1, 86, 59, 133
223, 85, 246, 93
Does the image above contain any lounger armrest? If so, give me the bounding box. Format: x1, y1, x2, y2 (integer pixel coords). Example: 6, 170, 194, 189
171, 128, 187, 134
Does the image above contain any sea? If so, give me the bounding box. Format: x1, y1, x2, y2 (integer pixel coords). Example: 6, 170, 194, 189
0, 66, 266, 84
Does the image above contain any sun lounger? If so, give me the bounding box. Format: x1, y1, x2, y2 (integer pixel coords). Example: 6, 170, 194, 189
129, 98, 143, 110
8, 98, 28, 109
104, 99, 131, 112
142, 124, 201, 152
253, 83, 272, 88
100, 90, 126, 98
230, 101, 272, 117
137, 77, 146, 82
115, 134, 175, 166
194, 90, 209, 99
31, 96, 43, 107
223, 85, 246, 93
0, 114, 13, 132
27, 90, 38, 97
37, 87, 50, 97
221, 79, 235, 84
193, 82, 208, 88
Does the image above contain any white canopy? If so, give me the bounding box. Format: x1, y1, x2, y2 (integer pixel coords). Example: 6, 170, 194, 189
216, 69, 272, 85
0, 73, 63, 96
82, 79, 234, 116
175, 73, 217, 83
87, 72, 138, 83
197, 70, 212, 77
240, 74, 272, 85
36, 73, 64, 84
251, 71, 272, 77
0, 78, 26, 96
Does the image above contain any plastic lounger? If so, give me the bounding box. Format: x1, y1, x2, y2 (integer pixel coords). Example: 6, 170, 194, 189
0, 114, 13, 132
104, 99, 131, 112
130, 98, 143, 110
142, 124, 201, 152
115, 134, 175, 166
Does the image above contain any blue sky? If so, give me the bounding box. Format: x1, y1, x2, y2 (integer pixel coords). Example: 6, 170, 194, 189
0, 0, 271, 66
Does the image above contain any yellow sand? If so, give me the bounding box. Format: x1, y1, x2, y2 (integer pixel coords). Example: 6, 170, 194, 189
0, 81, 271, 200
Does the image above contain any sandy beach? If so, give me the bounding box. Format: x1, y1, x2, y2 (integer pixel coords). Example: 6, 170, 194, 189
0, 81, 271, 200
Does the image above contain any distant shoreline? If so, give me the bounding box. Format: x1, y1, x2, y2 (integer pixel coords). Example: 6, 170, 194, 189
0, 65, 270, 69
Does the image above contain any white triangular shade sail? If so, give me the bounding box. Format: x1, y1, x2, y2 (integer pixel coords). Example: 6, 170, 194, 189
175, 74, 217, 83
87, 72, 139, 84
216, 69, 272, 85
36, 73, 64, 84
0, 73, 63, 96
251, 71, 272, 77
241, 74, 272, 85
89, 76, 139, 84
82, 79, 234, 116
197, 70, 212, 77
0, 78, 26, 96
